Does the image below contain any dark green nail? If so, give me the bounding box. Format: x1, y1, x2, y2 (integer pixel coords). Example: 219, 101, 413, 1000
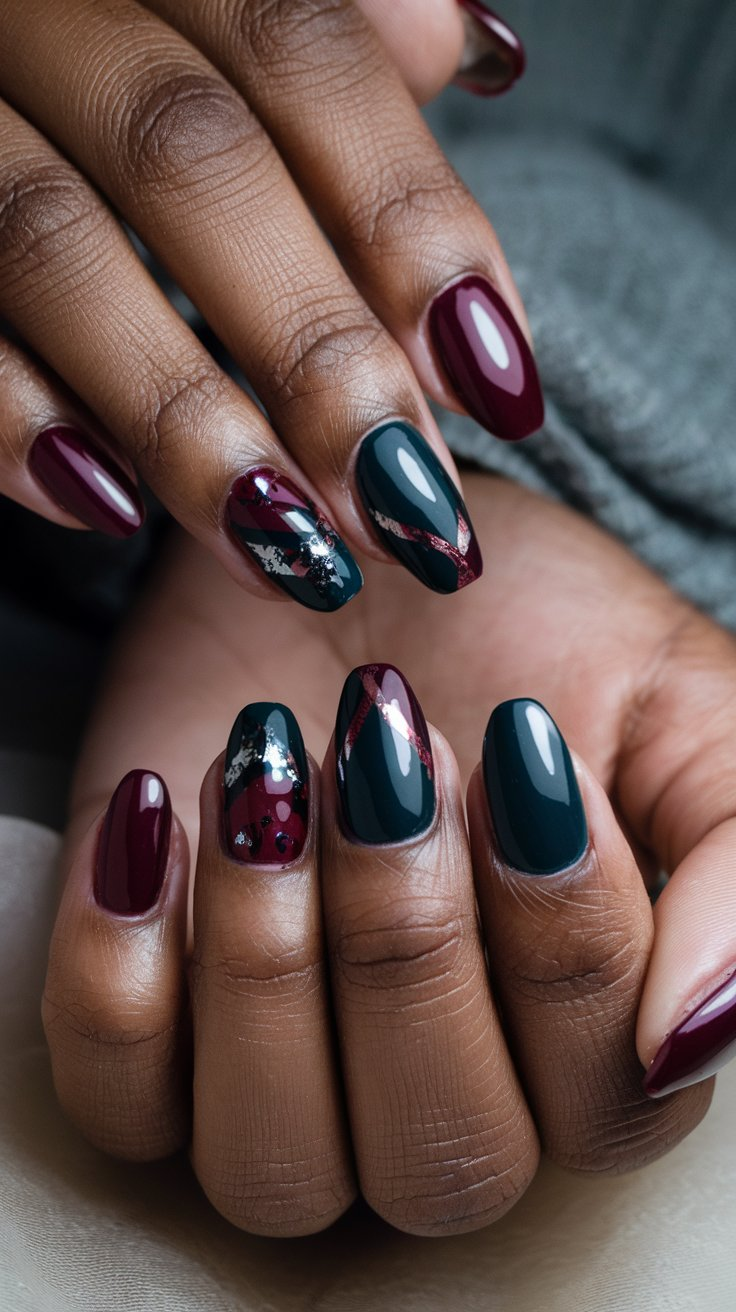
356, 422, 482, 594
335, 663, 435, 844
482, 699, 588, 875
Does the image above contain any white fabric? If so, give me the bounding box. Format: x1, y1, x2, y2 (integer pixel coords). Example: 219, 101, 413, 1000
2, 814, 736, 1311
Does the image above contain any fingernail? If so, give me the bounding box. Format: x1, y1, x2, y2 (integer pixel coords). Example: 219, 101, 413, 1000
29, 425, 145, 538
643, 969, 736, 1098
226, 467, 363, 612
223, 702, 309, 865
356, 422, 482, 594
335, 663, 434, 845
483, 699, 587, 875
429, 274, 544, 441
455, 1, 526, 96
95, 770, 171, 915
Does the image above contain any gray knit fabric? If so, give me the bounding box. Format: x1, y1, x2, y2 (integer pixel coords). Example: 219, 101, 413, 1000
425, 0, 736, 629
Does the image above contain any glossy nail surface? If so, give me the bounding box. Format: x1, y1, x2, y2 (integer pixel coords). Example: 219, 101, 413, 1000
455, 1, 526, 96
483, 699, 587, 875
335, 664, 434, 845
223, 702, 309, 865
226, 467, 363, 612
95, 770, 171, 915
429, 274, 544, 441
29, 426, 145, 538
644, 970, 736, 1098
357, 422, 482, 594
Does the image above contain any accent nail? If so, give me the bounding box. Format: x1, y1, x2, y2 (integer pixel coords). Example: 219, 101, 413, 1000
95, 770, 171, 915
455, 1, 526, 96
223, 702, 309, 864
356, 422, 482, 594
483, 699, 587, 875
29, 425, 145, 538
335, 663, 435, 845
226, 467, 363, 612
429, 274, 544, 441
644, 970, 736, 1098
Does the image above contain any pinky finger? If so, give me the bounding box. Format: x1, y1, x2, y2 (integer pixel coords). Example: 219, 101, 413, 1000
0, 331, 144, 536
42, 770, 190, 1161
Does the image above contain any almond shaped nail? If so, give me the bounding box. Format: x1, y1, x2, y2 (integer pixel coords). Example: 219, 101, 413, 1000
357, 422, 482, 594
644, 969, 736, 1098
95, 770, 171, 915
29, 426, 145, 538
223, 702, 309, 865
429, 274, 544, 441
455, 1, 526, 97
226, 466, 363, 612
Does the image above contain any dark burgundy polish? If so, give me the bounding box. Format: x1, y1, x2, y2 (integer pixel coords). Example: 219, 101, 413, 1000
223, 703, 309, 865
95, 770, 171, 916
454, 1, 526, 96
226, 467, 363, 612
29, 426, 145, 538
429, 274, 544, 441
644, 969, 736, 1098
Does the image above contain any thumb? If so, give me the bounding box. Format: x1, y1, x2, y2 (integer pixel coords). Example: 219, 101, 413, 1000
356, 0, 524, 104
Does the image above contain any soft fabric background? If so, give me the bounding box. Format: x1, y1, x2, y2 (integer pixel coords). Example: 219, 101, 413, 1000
1, 0, 736, 1306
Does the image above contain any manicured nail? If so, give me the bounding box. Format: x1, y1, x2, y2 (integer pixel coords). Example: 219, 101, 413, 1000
95, 770, 171, 915
644, 970, 736, 1098
29, 425, 145, 538
483, 699, 587, 875
335, 664, 434, 845
455, 1, 526, 96
356, 422, 482, 594
226, 467, 363, 612
429, 274, 544, 441
223, 702, 309, 865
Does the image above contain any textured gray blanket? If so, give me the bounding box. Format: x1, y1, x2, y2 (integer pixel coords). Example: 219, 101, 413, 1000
427, 0, 736, 630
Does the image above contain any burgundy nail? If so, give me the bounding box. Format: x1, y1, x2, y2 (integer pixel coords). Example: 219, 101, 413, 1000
455, 1, 526, 96
223, 703, 309, 865
95, 770, 171, 915
644, 970, 736, 1098
429, 274, 544, 441
29, 426, 145, 538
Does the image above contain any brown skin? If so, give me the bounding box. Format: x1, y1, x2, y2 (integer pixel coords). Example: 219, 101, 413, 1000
44, 475, 735, 1236
0, 0, 517, 584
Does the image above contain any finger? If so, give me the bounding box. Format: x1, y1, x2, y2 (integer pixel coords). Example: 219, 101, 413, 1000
192, 705, 355, 1237
321, 663, 539, 1237
0, 99, 362, 612
468, 698, 712, 1174
1, 3, 481, 598
614, 612, 736, 1098
0, 332, 143, 535
152, 0, 543, 440
42, 771, 190, 1160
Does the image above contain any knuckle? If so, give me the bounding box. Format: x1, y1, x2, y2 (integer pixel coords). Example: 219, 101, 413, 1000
333, 905, 466, 998
127, 367, 229, 502
121, 70, 256, 186
200, 1156, 352, 1237
42, 985, 176, 1062
340, 159, 473, 256
235, 0, 364, 74
370, 1116, 537, 1236
506, 921, 639, 1008
193, 944, 323, 1005
0, 162, 103, 271
554, 1078, 714, 1176
264, 304, 397, 415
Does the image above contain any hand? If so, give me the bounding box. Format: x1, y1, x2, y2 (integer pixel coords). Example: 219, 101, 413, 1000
43, 474, 736, 1235
0, 0, 538, 610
